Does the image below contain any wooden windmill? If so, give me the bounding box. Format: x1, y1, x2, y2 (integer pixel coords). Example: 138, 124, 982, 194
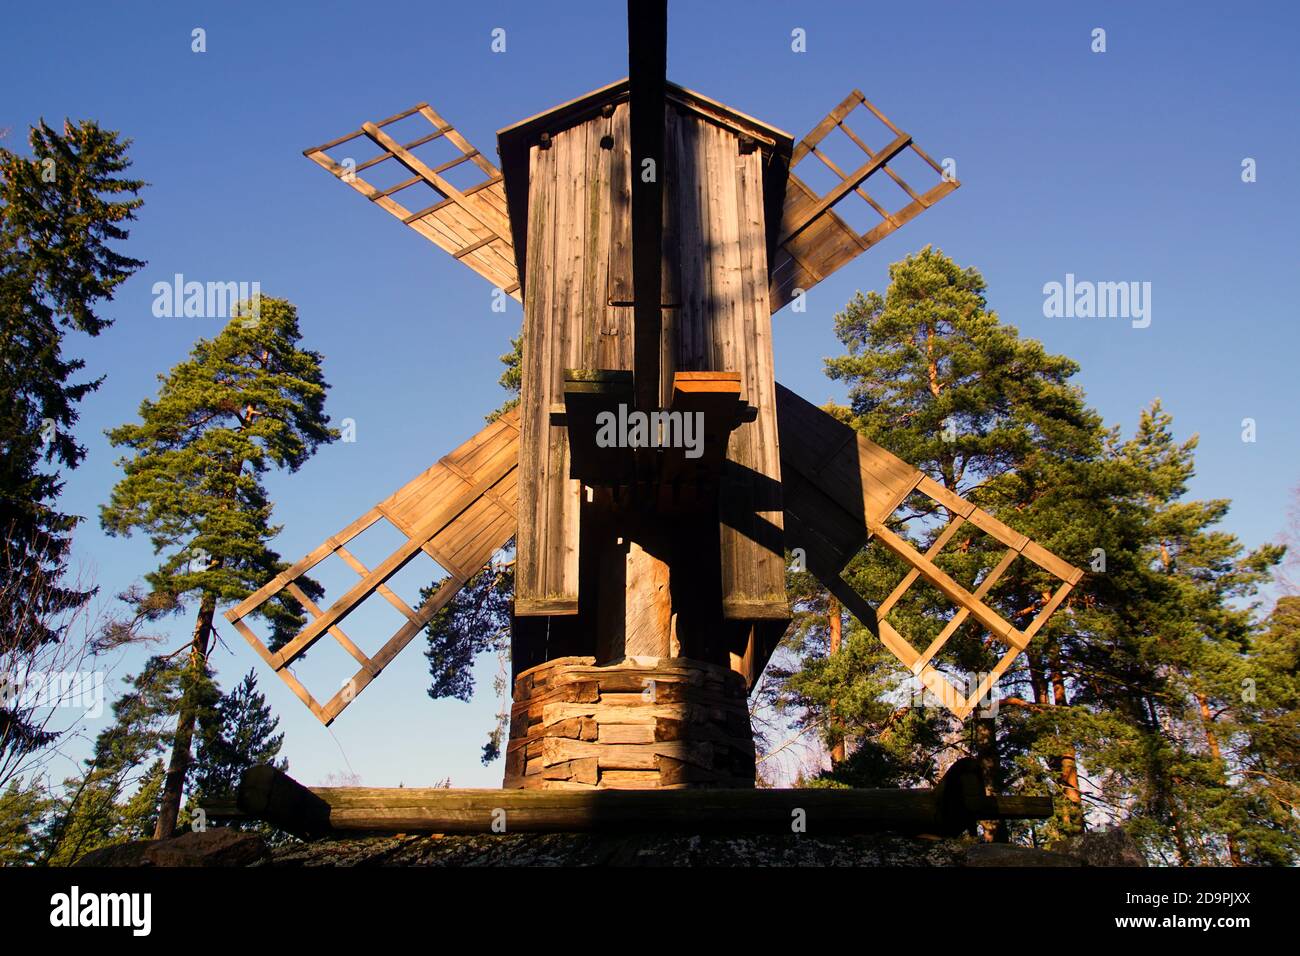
226, 3, 1082, 791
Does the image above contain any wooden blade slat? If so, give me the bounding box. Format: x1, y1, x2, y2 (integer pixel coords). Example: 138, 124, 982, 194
876, 516, 965, 618
910, 546, 1018, 675
837, 117, 925, 204
778, 132, 911, 246
284, 580, 374, 671
332, 545, 422, 626
272, 441, 517, 666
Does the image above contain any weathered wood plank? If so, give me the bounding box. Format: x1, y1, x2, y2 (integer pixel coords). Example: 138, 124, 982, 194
515, 117, 587, 617
664, 111, 789, 638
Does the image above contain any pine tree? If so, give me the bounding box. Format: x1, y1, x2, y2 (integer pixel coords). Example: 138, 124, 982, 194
784, 246, 1289, 862
0, 776, 52, 865
1061, 405, 1284, 863
100, 298, 336, 838
0, 119, 144, 763
39, 658, 179, 864
766, 554, 948, 788
423, 559, 514, 763
488, 334, 522, 421
794, 247, 1101, 836
117, 759, 165, 841
1232, 596, 1300, 863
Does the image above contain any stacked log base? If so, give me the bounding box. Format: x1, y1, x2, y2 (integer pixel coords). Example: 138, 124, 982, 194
504, 656, 755, 790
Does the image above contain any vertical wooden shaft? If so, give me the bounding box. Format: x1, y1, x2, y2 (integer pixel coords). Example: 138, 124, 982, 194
624, 539, 673, 657
628, 0, 667, 411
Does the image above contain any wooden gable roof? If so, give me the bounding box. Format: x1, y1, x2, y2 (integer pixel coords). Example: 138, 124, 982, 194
496, 79, 794, 298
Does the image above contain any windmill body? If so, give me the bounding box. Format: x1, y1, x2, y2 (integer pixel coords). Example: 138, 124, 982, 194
226, 5, 1082, 791
501, 82, 792, 788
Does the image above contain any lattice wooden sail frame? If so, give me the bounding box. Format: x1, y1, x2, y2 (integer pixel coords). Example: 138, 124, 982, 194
303, 89, 954, 314
770, 90, 960, 311
304, 103, 520, 299
223, 411, 520, 725
776, 386, 1083, 719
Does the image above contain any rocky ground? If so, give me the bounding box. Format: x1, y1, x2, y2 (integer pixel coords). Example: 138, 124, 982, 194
74, 826, 1145, 867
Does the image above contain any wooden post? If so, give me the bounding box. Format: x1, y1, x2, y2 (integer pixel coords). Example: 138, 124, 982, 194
628, 0, 668, 412
237, 765, 332, 839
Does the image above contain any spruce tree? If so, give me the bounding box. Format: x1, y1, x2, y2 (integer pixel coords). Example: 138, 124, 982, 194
0, 119, 144, 763
190, 669, 285, 804
101, 297, 336, 838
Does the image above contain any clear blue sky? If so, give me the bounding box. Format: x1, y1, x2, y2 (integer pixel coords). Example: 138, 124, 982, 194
4, 1, 1297, 788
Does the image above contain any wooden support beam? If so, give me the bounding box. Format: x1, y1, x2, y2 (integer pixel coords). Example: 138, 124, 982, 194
237, 765, 332, 840
562, 368, 635, 484
660, 371, 743, 489
236, 760, 1050, 839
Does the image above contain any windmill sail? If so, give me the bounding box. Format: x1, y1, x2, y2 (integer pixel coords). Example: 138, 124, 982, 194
775, 384, 1082, 719
224, 410, 520, 725
304, 103, 520, 299
769, 90, 960, 311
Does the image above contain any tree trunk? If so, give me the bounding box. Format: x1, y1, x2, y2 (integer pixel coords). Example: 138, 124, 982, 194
1049, 654, 1084, 835
974, 717, 1007, 842
1143, 693, 1194, 865
827, 596, 844, 767
1197, 692, 1243, 866
153, 591, 216, 839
